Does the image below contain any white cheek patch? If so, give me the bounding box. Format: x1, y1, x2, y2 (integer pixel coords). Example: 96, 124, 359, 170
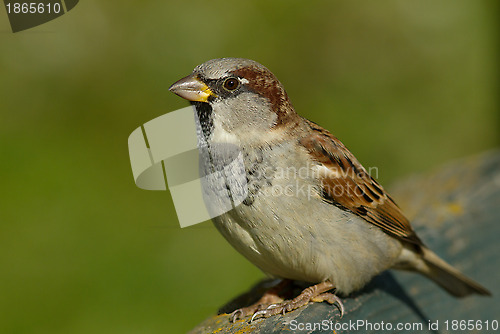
211, 113, 240, 144
239, 78, 249, 85
206, 92, 277, 145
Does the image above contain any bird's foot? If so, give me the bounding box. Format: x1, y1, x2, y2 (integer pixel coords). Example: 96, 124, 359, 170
248, 281, 344, 322
230, 279, 290, 322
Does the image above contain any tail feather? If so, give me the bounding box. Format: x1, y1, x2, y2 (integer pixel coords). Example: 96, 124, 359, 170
420, 247, 491, 297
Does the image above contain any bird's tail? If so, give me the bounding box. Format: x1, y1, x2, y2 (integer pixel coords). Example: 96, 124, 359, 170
420, 247, 491, 297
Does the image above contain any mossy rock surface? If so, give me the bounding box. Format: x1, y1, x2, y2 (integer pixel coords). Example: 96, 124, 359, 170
190, 151, 500, 334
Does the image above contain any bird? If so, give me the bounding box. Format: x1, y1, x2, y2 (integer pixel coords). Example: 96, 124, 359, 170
168, 58, 490, 321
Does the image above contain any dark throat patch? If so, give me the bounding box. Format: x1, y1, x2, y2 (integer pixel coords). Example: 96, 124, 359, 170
192, 101, 214, 140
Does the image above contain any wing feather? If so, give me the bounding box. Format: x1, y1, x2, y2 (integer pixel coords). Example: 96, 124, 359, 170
300, 119, 422, 245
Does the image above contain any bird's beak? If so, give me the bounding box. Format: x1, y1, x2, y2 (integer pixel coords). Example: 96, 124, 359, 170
168, 74, 215, 102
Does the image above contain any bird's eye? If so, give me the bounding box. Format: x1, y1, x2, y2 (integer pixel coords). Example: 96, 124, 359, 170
223, 77, 240, 91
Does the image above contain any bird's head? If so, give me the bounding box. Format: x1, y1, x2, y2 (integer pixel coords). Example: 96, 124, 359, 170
169, 58, 297, 142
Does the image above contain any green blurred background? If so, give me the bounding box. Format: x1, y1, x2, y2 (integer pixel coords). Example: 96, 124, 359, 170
0, 1, 498, 333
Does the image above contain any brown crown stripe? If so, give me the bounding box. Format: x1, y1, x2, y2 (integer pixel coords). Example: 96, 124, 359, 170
233, 66, 295, 127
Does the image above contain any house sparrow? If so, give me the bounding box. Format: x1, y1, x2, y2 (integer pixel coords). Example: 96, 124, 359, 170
169, 58, 490, 321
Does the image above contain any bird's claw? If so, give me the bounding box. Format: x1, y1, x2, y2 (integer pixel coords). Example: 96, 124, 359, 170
248, 293, 344, 322
250, 309, 266, 322
231, 282, 344, 323
248, 304, 278, 323
312, 292, 345, 318
230, 309, 243, 323
333, 295, 345, 318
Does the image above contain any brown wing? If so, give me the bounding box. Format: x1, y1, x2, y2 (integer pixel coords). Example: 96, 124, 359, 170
300, 119, 422, 245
